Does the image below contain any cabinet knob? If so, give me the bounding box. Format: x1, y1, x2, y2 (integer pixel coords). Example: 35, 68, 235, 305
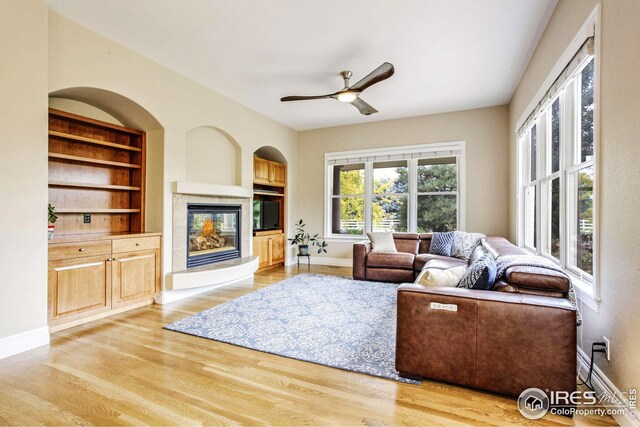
136, 242, 141, 246
78, 248, 85, 252
112, 257, 118, 261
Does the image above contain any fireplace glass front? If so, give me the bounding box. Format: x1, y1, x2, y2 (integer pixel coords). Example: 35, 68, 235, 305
187, 204, 241, 268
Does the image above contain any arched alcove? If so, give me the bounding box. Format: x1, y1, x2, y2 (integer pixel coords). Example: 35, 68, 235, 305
185, 126, 241, 186
48, 87, 164, 233
254, 145, 287, 164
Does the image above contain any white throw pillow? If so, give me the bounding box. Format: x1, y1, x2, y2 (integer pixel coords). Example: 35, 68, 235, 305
367, 232, 397, 253
415, 266, 467, 287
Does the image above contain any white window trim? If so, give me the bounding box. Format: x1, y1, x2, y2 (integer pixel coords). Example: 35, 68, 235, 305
516, 4, 601, 310
324, 141, 466, 242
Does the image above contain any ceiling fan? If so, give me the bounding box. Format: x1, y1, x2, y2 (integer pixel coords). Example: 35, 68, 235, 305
280, 62, 395, 115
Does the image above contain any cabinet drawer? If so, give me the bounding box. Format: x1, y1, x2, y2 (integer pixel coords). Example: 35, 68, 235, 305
49, 241, 112, 261
112, 236, 160, 253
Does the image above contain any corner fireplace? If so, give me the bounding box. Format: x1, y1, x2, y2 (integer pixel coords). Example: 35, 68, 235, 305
187, 204, 241, 268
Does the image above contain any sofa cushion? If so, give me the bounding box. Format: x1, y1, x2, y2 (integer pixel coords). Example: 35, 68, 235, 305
458, 252, 497, 290
416, 266, 466, 287
367, 232, 397, 253
415, 253, 467, 271
505, 266, 570, 293
418, 233, 432, 253
429, 232, 455, 257
483, 236, 528, 259
392, 233, 420, 254
367, 252, 415, 270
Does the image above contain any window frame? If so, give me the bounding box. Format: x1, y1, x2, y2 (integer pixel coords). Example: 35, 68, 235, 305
324, 141, 466, 241
516, 11, 600, 308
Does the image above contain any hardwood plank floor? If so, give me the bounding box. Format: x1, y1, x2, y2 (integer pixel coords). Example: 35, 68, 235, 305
0, 265, 617, 426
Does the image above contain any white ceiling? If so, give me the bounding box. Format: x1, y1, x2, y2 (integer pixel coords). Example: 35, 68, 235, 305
46, 0, 557, 131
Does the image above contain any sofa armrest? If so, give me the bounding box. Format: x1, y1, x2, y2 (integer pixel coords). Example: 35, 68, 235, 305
396, 284, 576, 397
352, 240, 371, 280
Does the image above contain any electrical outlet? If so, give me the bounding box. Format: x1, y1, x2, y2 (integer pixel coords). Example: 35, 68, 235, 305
83, 213, 91, 224
603, 336, 611, 361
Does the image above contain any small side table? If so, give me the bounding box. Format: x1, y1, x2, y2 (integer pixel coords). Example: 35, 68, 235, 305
297, 253, 310, 271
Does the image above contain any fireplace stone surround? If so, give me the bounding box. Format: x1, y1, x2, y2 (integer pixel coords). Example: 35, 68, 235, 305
157, 183, 258, 304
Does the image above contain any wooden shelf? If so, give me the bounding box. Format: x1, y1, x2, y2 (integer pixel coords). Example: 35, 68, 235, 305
49, 181, 141, 191
49, 153, 141, 169
56, 208, 142, 214
48, 130, 142, 152
253, 191, 285, 197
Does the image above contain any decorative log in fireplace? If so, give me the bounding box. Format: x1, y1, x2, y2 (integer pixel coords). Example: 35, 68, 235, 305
187, 204, 241, 268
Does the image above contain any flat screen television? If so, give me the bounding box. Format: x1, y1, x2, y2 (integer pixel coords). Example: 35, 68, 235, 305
253, 200, 280, 231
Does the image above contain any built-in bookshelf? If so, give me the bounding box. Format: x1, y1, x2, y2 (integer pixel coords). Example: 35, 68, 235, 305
48, 108, 147, 235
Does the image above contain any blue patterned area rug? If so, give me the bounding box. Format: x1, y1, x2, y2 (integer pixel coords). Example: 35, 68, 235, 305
164, 273, 419, 384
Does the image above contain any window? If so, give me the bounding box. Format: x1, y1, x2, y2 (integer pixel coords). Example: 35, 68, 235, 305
325, 142, 465, 238
372, 161, 408, 232
330, 163, 365, 235
517, 45, 596, 293
416, 157, 458, 232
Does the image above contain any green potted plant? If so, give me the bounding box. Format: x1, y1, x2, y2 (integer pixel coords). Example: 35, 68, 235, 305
288, 219, 328, 255
48, 203, 58, 240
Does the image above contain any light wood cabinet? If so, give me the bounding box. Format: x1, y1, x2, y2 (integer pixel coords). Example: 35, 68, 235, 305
111, 248, 160, 309
253, 231, 285, 270
253, 157, 271, 184
253, 156, 286, 187
48, 255, 112, 324
269, 162, 287, 187
48, 233, 161, 331
271, 233, 285, 264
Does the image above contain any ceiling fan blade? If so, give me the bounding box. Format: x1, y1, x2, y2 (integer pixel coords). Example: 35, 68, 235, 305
351, 98, 378, 115
349, 62, 395, 92
280, 94, 334, 102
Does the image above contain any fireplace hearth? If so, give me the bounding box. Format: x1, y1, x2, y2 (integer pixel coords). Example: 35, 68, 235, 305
187, 204, 241, 268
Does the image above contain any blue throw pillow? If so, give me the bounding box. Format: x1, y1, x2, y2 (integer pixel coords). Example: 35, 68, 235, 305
429, 232, 454, 257
457, 252, 497, 290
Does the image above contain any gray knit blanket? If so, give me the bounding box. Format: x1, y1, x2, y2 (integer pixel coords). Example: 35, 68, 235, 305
495, 255, 581, 326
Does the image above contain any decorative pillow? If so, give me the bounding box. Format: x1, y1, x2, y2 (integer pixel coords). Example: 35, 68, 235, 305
452, 231, 486, 260
366, 232, 397, 253
458, 252, 497, 290
429, 232, 455, 257
416, 266, 467, 287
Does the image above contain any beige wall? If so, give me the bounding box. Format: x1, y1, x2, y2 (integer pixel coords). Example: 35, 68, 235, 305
297, 106, 510, 259
509, 0, 640, 392
0, 0, 49, 339
47, 11, 299, 281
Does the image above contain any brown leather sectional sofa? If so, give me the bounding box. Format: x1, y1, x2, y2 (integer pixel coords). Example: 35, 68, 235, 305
353, 233, 577, 399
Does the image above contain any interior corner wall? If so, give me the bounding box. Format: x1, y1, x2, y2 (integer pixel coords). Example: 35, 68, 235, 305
297, 105, 510, 260
0, 0, 49, 338
508, 0, 640, 392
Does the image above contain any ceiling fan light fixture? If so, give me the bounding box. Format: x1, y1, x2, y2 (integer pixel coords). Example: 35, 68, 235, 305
337, 91, 358, 103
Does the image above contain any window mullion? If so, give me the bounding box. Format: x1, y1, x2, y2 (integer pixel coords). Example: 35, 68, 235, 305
408, 158, 417, 233
364, 162, 373, 233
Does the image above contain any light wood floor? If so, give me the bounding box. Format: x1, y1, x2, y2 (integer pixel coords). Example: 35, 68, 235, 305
0, 265, 617, 426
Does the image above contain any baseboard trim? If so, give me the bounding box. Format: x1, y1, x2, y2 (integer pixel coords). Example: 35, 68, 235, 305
0, 326, 50, 360
577, 347, 639, 426
156, 273, 254, 305
285, 256, 352, 268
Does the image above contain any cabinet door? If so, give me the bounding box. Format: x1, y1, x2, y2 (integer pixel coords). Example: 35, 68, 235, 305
254, 157, 271, 184
271, 234, 285, 264
269, 162, 287, 187
48, 255, 111, 323
111, 249, 160, 308
253, 236, 271, 269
